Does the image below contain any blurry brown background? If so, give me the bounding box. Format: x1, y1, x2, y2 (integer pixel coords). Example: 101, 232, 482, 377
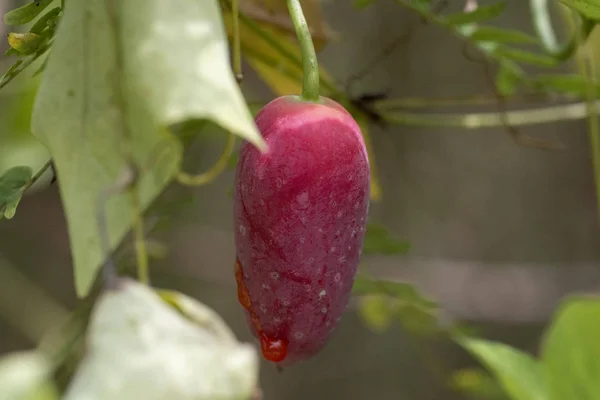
0, 0, 599, 399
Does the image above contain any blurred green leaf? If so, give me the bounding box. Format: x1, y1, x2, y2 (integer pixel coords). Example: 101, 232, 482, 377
542, 297, 600, 400
443, 2, 505, 27
7, 32, 45, 55
458, 338, 545, 400
353, 275, 440, 335
31, 0, 264, 297
561, 0, 600, 20
470, 26, 539, 44
0, 166, 32, 219
451, 368, 511, 400
64, 279, 259, 400
532, 74, 600, 97
30, 7, 61, 35
3, 0, 54, 26
353, 0, 376, 9
363, 223, 410, 255
358, 295, 394, 333
496, 61, 524, 96
493, 46, 558, 67
0, 351, 58, 400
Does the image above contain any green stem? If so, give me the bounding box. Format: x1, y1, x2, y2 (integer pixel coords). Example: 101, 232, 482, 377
285, 0, 319, 102
232, 0, 242, 83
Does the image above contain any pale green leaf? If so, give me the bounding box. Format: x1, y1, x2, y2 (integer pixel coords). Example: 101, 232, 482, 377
470, 26, 539, 44
363, 223, 411, 255
358, 295, 394, 333
495, 61, 524, 97
3, 0, 54, 26
0, 166, 32, 220
542, 297, 600, 400
459, 338, 546, 400
443, 2, 505, 27
560, 0, 600, 20
63, 279, 259, 400
0, 351, 58, 400
532, 74, 600, 97
493, 47, 558, 67
451, 368, 511, 400
31, 0, 264, 297
353, 276, 440, 335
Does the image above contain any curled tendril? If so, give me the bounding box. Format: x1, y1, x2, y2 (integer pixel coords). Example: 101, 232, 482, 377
176, 132, 236, 187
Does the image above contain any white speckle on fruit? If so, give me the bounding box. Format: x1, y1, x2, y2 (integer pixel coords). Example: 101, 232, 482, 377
354, 202, 359, 210
359, 227, 364, 232
330, 246, 336, 253
334, 273, 341, 282
348, 194, 353, 201
296, 191, 309, 208
273, 317, 281, 324
294, 332, 304, 339
325, 321, 331, 327
307, 257, 315, 264
351, 229, 356, 237
304, 284, 312, 292
262, 283, 270, 291
239, 224, 246, 235
260, 199, 265, 207
319, 290, 327, 299
348, 246, 352, 250
360, 216, 364, 221
300, 237, 306, 244
338, 255, 346, 263
241, 183, 246, 191
260, 304, 267, 313
283, 300, 291, 306
337, 211, 342, 218
276, 178, 283, 189
318, 228, 323, 233
270, 271, 279, 280
336, 229, 341, 235
347, 174, 353, 181
321, 307, 328, 314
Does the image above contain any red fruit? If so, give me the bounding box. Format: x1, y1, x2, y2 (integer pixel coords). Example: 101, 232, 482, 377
233, 95, 370, 365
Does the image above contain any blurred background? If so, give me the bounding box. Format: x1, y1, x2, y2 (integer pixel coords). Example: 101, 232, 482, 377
0, 0, 599, 399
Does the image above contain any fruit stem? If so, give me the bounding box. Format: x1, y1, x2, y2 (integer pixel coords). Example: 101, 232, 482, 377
285, 0, 320, 102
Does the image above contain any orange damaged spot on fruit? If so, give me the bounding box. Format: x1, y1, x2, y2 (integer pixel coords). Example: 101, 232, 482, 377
235, 259, 252, 310
260, 332, 288, 363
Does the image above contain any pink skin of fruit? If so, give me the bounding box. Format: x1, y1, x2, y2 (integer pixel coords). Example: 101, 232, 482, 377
233, 95, 370, 365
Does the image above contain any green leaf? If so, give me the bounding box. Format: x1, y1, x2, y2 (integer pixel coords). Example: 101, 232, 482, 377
443, 2, 505, 27
532, 74, 600, 98
7, 32, 46, 55
353, 0, 376, 9
0, 351, 59, 400
495, 61, 524, 97
63, 279, 259, 400
3, 0, 54, 26
451, 368, 511, 400
363, 223, 411, 255
493, 47, 558, 67
560, 0, 600, 20
31, 0, 265, 297
542, 297, 600, 400
470, 26, 539, 44
358, 295, 394, 333
458, 338, 546, 400
0, 166, 32, 219
30, 7, 61, 35
353, 275, 440, 335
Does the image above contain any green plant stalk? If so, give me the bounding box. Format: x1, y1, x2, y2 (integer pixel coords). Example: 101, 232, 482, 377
285, 0, 319, 102
232, 0, 242, 82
